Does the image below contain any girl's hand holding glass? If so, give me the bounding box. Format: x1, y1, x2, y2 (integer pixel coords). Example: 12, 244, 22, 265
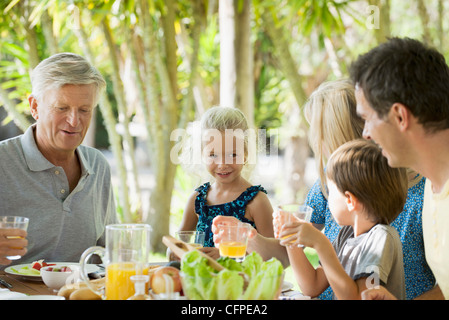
212, 216, 257, 251
213, 220, 253, 262
211, 216, 257, 243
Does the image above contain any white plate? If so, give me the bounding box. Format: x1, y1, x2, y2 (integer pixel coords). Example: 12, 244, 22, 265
5, 262, 99, 281
281, 281, 294, 292
10, 295, 65, 300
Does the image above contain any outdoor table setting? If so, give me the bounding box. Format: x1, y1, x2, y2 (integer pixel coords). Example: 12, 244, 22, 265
0, 269, 57, 299
0, 220, 308, 301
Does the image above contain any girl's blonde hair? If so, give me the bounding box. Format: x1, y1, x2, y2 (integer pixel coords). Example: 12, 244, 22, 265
201, 106, 250, 157
200, 106, 254, 180
326, 139, 408, 224
304, 79, 364, 197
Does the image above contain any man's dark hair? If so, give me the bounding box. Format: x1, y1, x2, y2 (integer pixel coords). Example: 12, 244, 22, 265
349, 37, 449, 132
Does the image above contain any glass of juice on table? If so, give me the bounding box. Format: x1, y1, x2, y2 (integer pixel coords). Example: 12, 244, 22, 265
0, 216, 29, 260
79, 224, 151, 300
274, 204, 313, 246
175, 231, 205, 248
216, 223, 251, 262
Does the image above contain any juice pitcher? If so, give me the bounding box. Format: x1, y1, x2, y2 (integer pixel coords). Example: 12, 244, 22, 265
79, 224, 151, 300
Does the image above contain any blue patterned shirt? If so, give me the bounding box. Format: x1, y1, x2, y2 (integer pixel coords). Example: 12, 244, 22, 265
306, 177, 435, 300
194, 182, 265, 247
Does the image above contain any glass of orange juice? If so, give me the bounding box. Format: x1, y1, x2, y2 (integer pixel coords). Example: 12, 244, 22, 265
0, 216, 29, 260
216, 223, 251, 262
175, 231, 205, 249
79, 224, 151, 300
274, 204, 313, 246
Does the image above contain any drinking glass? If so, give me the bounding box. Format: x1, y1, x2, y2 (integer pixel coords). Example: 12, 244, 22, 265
79, 224, 151, 300
0, 216, 29, 260
215, 223, 251, 262
175, 231, 205, 248
274, 204, 313, 247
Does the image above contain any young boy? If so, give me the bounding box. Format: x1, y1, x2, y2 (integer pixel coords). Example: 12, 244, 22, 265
278, 139, 408, 299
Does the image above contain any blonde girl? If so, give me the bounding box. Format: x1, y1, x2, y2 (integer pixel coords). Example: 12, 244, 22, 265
179, 106, 274, 256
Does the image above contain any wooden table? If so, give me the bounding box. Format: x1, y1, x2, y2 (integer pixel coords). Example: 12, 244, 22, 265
0, 270, 56, 296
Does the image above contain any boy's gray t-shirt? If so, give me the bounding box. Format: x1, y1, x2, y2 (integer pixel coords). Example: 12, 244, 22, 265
331, 224, 405, 300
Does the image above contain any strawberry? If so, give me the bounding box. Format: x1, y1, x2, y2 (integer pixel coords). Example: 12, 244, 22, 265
30, 260, 56, 271
31, 262, 42, 270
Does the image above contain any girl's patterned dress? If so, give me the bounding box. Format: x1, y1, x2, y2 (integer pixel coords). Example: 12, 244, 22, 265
194, 182, 266, 247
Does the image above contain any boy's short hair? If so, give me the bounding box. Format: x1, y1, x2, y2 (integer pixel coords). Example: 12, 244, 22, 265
326, 139, 408, 224
349, 37, 449, 133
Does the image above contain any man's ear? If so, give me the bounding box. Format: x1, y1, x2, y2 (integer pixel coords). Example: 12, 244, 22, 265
28, 95, 39, 120
344, 191, 358, 212
391, 103, 410, 132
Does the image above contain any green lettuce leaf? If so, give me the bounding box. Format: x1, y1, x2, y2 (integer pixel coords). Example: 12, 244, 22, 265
181, 251, 283, 300
215, 269, 244, 299
217, 256, 243, 272
181, 250, 217, 299
241, 251, 263, 278
242, 258, 284, 300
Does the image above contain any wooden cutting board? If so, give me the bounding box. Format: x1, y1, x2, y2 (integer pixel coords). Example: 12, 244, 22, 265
162, 235, 224, 271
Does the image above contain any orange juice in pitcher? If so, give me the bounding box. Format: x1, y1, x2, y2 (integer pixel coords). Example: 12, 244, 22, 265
106, 263, 149, 300
79, 224, 151, 300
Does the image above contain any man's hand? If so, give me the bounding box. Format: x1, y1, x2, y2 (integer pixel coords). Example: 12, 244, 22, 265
0, 229, 28, 265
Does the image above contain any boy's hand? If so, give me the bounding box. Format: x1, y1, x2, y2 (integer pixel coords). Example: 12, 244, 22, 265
279, 221, 322, 248
272, 209, 291, 239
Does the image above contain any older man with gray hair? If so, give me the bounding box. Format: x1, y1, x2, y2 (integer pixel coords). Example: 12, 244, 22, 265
0, 53, 117, 267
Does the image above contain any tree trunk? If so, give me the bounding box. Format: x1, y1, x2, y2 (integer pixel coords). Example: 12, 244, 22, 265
262, 7, 310, 203
178, 0, 205, 128
136, 0, 181, 253
416, 0, 431, 45
219, 0, 254, 125
20, 1, 40, 69
368, 0, 391, 44
437, 0, 444, 51
102, 17, 141, 221
41, 10, 59, 55
0, 86, 31, 131
262, 8, 307, 113
73, 6, 132, 222
235, 0, 254, 128
219, 0, 237, 108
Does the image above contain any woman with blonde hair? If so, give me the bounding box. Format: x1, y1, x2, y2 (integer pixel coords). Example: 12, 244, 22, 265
304, 79, 434, 299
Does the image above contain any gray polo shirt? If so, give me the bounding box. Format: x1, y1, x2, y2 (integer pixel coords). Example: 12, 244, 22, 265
332, 224, 406, 300
0, 125, 117, 268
